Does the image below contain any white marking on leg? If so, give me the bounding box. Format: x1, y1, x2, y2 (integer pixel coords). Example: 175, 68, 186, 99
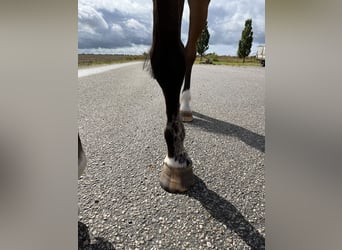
180, 90, 192, 112
164, 156, 188, 168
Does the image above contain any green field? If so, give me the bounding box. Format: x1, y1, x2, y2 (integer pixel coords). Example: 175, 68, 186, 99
78, 54, 262, 67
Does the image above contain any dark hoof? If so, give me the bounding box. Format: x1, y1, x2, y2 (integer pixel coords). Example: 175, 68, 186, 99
159, 164, 194, 193
180, 111, 193, 122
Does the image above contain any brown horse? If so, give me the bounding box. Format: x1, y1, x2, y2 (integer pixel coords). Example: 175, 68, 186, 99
78, 0, 210, 193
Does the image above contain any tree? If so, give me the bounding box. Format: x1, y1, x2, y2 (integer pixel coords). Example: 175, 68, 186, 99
196, 21, 210, 61
237, 19, 253, 63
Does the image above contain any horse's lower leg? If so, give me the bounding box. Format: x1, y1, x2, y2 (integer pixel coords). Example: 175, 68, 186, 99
158, 80, 194, 193
180, 46, 196, 122
151, 0, 193, 193
151, 55, 194, 192
78, 134, 86, 214
152, 65, 194, 192
78, 134, 86, 178
180, 0, 210, 122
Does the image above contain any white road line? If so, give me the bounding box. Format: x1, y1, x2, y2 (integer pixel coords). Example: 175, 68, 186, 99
78, 61, 142, 78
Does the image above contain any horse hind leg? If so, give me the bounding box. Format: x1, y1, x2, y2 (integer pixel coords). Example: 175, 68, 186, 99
180, 43, 197, 122
180, 0, 210, 122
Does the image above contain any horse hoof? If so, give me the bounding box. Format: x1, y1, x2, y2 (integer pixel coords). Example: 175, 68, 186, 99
180, 111, 193, 122
159, 163, 194, 193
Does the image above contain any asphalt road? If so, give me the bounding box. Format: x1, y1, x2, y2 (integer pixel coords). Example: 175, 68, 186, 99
78, 62, 265, 249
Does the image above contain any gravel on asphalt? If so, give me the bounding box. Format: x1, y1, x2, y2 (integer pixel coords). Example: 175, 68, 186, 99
78, 63, 265, 249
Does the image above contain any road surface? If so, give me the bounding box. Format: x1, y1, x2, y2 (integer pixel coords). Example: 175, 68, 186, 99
78, 62, 265, 249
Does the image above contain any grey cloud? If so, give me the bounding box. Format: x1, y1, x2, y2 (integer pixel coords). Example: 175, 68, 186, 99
78, 0, 264, 54
78, 5, 152, 49
207, 2, 265, 46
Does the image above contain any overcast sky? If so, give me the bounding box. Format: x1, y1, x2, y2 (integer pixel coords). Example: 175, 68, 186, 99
78, 0, 264, 56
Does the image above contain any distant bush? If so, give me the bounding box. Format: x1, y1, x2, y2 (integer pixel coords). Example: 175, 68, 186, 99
208, 53, 219, 62
199, 58, 213, 64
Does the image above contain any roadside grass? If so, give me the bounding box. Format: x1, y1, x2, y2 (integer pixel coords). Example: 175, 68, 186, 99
195, 54, 261, 66
78, 54, 262, 67
78, 54, 146, 68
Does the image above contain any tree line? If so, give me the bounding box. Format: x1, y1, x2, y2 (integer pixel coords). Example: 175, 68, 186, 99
196, 18, 254, 63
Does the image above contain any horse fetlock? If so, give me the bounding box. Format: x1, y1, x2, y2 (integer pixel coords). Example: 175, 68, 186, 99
175, 153, 192, 167
164, 154, 192, 168
164, 118, 186, 154
180, 90, 192, 112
